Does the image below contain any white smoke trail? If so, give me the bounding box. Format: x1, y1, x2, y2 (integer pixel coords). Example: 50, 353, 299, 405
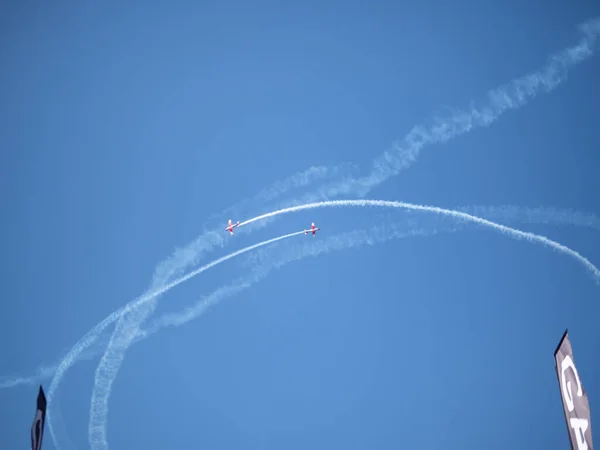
2, 201, 594, 448
13, 16, 599, 448
138, 222, 462, 339
197, 17, 600, 238
135, 200, 597, 343
44, 16, 600, 446
3, 204, 597, 391
152, 164, 356, 287
86, 230, 308, 449
145, 16, 600, 290
98, 12, 600, 370
51, 168, 350, 448
458, 205, 600, 232
43, 230, 306, 448
134, 15, 600, 293
43, 164, 354, 447
87, 198, 600, 450
237, 200, 600, 282
309, 17, 600, 200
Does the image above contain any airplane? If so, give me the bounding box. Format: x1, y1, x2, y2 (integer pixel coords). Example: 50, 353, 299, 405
225, 219, 240, 235
304, 222, 320, 237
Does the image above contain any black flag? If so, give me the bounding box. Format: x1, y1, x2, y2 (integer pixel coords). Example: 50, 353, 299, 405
31, 385, 47, 450
554, 329, 593, 450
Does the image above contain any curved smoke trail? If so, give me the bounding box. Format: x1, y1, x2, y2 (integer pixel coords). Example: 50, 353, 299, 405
45, 230, 306, 448
119, 15, 600, 300
3, 204, 598, 392
41, 164, 355, 448
138, 220, 463, 339
87, 19, 600, 448
236, 200, 600, 281
88, 198, 600, 450
148, 14, 600, 279
278, 17, 600, 202
11, 15, 597, 449
151, 165, 354, 289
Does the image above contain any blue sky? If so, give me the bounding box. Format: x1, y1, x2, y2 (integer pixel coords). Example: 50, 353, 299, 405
1, 1, 600, 449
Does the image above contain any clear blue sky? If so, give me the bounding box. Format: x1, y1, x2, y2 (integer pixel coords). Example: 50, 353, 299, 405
1, 1, 599, 449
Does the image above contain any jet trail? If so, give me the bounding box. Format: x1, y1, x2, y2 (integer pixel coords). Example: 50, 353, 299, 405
283, 17, 600, 201
457, 205, 600, 232
117, 15, 600, 306
43, 165, 352, 448
205, 17, 600, 245
238, 200, 600, 282
7, 202, 598, 450
45, 229, 306, 448
87, 199, 600, 450
152, 165, 352, 291
18, 15, 600, 449
138, 222, 460, 339
3, 204, 598, 392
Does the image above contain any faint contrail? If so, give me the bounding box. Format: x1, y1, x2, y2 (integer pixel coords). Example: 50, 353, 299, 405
298, 17, 600, 200
88, 199, 600, 450
0, 334, 110, 389
0, 364, 57, 389
457, 205, 600, 232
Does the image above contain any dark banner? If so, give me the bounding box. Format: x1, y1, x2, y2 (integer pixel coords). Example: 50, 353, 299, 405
554, 329, 593, 450
31, 385, 47, 450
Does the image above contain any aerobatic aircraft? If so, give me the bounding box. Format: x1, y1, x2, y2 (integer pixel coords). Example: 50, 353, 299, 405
304, 222, 320, 237
225, 219, 240, 235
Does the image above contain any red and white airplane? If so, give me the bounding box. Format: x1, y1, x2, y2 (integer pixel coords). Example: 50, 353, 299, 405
225, 219, 240, 235
304, 222, 320, 237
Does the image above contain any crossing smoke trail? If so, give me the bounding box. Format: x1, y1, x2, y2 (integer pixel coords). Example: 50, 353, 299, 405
2, 205, 598, 392
87, 21, 600, 445
42, 164, 353, 448
152, 165, 354, 289
0, 334, 111, 389
88, 13, 600, 381
179, 16, 600, 238
0, 205, 594, 448
54, 168, 347, 445
117, 15, 600, 296
138, 221, 463, 340
87, 199, 600, 450
44, 230, 306, 448
20, 16, 600, 449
